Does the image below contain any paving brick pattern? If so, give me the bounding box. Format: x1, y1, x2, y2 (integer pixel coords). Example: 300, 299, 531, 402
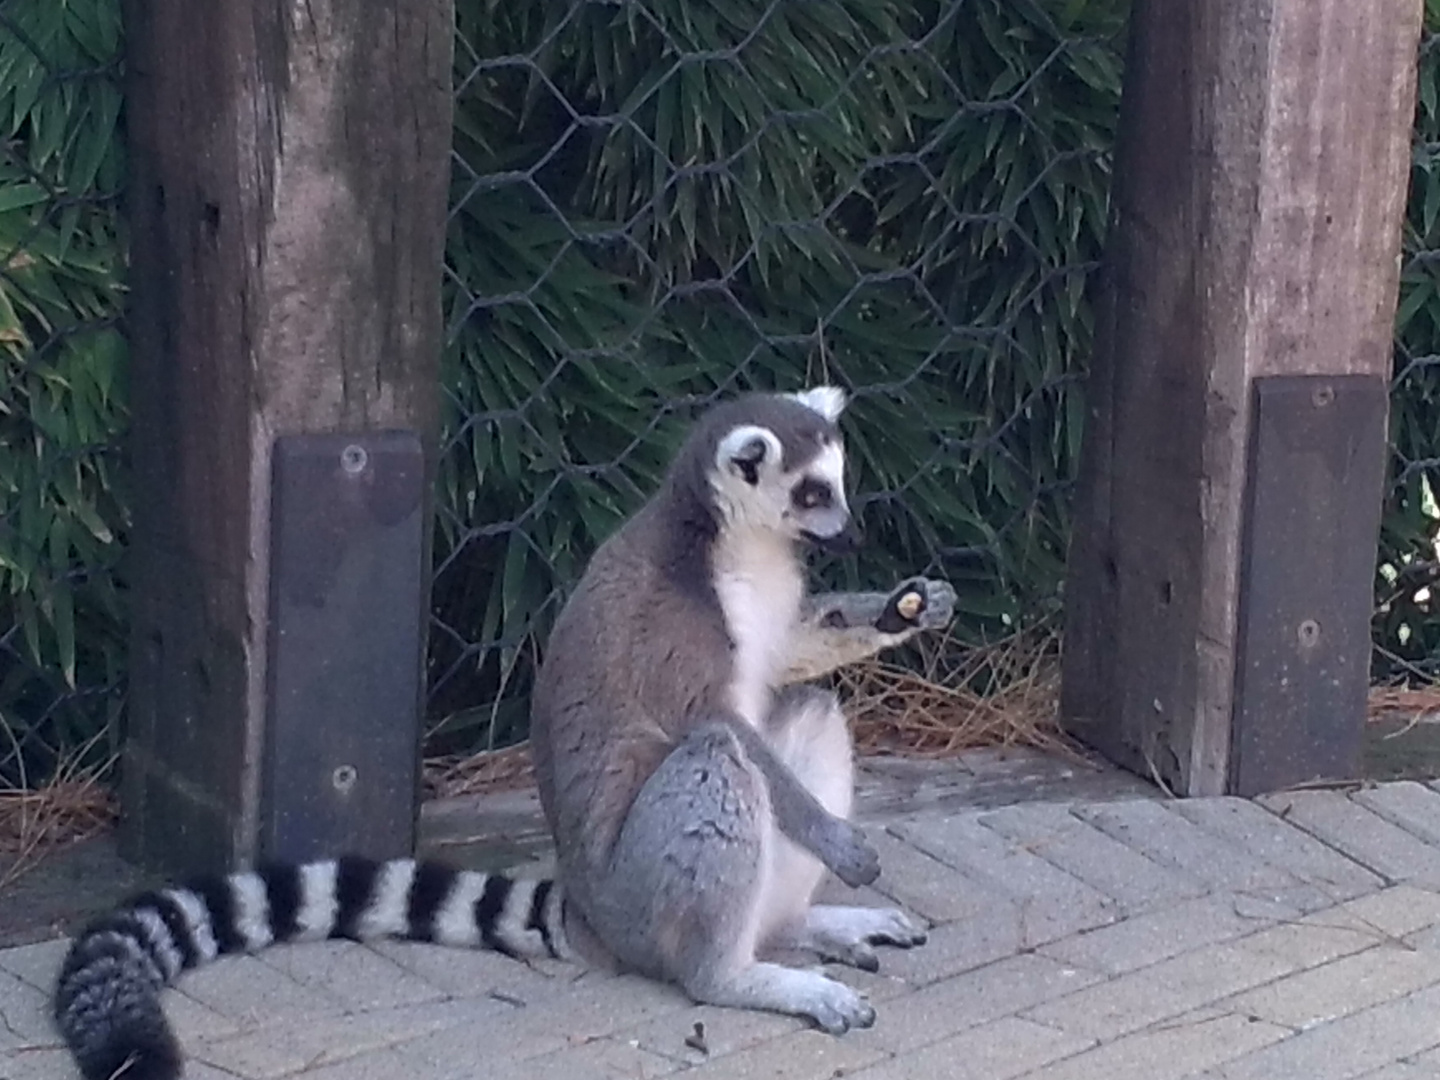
8, 781, 1440, 1078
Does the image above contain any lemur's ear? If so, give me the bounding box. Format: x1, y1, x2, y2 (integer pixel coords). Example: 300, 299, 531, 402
789, 385, 847, 423
716, 425, 781, 486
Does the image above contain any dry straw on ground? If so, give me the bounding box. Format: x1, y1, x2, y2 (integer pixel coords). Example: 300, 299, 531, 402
1368, 682, 1440, 721
423, 634, 1440, 801
423, 739, 537, 799
5, 642, 1440, 882
0, 728, 117, 891
423, 628, 1076, 800
840, 628, 1073, 759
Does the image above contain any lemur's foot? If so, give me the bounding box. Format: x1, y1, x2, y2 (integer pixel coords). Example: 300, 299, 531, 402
875, 578, 956, 635
800, 906, 929, 971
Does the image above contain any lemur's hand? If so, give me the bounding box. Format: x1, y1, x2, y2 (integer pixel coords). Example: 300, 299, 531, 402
874, 578, 956, 635
826, 822, 882, 888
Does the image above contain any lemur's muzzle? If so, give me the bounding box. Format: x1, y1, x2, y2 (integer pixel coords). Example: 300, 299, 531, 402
803, 517, 863, 555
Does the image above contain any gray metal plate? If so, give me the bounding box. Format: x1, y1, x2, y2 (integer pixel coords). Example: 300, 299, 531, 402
1230, 375, 1389, 795
261, 431, 427, 863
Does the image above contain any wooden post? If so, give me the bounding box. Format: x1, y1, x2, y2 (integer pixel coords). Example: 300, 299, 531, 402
1061, 0, 1422, 796
120, 1, 453, 875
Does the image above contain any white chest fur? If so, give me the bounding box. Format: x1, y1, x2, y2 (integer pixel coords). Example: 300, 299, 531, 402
712, 530, 804, 726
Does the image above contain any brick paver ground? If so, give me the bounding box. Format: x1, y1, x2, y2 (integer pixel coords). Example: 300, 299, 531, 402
7, 779, 1440, 1079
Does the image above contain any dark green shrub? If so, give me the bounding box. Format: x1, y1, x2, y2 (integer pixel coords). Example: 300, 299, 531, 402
2, 0, 1436, 780
0, 0, 128, 785
1379, 8, 1440, 682
429, 0, 1129, 748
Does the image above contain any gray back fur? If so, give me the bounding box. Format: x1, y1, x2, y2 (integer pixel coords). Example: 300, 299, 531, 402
529, 392, 838, 884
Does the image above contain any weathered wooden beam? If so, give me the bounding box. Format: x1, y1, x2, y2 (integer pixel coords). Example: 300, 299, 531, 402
1061, 0, 1421, 796
120, 1, 453, 874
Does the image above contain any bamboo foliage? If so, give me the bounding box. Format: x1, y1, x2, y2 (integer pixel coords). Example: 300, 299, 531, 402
0, 0, 128, 784
0, 0, 1436, 779
1380, 3, 1440, 682
430, 0, 1129, 747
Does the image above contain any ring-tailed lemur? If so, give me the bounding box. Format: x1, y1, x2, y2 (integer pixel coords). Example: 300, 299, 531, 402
528, 385, 955, 1034
51, 386, 955, 1080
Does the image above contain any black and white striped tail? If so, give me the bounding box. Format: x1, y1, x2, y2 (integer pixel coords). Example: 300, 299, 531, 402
52, 856, 567, 1080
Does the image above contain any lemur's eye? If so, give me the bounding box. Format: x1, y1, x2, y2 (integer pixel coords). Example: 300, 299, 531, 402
792, 478, 833, 510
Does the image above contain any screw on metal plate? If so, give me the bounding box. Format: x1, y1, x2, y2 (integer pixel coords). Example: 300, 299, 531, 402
1297, 619, 1321, 648
340, 444, 368, 475
1311, 385, 1335, 408
332, 764, 358, 793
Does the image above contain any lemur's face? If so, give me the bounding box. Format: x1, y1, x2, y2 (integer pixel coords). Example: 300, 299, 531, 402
710, 386, 860, 552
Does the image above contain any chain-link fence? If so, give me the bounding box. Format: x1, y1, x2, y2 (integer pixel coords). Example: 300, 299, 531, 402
0, 0, 129, 791
3, 0, 1440, 791
1382, 320, 1440, 682
426, 0, 1125, 753
1379, 24, 1440, 685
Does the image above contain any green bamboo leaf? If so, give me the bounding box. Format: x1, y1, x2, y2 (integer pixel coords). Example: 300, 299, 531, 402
16, 589, 43, 668
1395, 280, 1432, 334
8, 53, 47, 137
1426, 170, 1440, 238
0, 182, 48, 214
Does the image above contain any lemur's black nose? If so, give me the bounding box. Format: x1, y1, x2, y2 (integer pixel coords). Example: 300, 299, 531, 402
806, 518, 863, 554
